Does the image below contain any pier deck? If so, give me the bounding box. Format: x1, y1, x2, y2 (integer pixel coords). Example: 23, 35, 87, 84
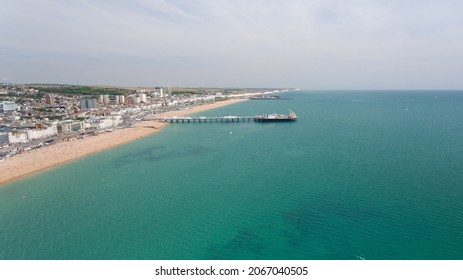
150, 113, 297, 123
151, 116, 255, 123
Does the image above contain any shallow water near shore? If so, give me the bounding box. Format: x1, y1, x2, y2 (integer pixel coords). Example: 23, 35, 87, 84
1, 90, 463, 259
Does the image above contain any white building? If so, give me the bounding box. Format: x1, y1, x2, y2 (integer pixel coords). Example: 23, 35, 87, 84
0, 101, 18, 113
8, 131, 28, 143
58, 120, 84, 133
88, 116, 123, 129
97, 118, 113, 129
154, 87, 164, 97
138, 93, 147, 103
99, 95, 110, 105
115, 95, 125, 104
95, 116, 122, 129
167, 100, 178, 106
26, 125, 58, 140
120, 95, 126, 103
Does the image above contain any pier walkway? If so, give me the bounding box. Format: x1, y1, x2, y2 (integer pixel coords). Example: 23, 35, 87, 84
150, 113, 297, 123
151, 116, 255, 123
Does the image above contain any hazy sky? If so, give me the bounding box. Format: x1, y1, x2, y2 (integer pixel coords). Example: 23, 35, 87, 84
1, 0, 462, 89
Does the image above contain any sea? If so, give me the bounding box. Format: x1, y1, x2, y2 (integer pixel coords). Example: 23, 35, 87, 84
1, 90, 462, 260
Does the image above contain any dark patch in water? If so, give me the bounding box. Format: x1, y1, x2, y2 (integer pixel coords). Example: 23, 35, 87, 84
282, 197, 381, 236
112, 145, 210, 168
281, 201, 382, 259
206, 229, 264, 259
281, 207, 322, 237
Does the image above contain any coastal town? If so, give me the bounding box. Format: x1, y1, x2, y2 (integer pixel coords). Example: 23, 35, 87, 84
0, 84, 287, 165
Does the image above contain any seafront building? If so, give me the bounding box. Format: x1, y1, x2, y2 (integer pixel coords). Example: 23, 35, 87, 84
26, 125, 58, 140
7, 131, 28, 143
58, 120, 84, 133
7, 123, 58, 143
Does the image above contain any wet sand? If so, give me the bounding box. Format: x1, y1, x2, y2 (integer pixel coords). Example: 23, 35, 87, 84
0, 99, 245, 185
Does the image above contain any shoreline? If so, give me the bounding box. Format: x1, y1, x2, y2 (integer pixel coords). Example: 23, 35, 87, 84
0, 98, 245, 185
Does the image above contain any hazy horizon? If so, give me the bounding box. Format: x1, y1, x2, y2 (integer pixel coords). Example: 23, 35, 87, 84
4, 83, 463, 91
1, 0, 463, 89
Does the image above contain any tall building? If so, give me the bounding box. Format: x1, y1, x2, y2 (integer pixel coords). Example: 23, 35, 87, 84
80, 99, 97, 110
154, 87, 164, 97
109, 95, 118, 104
45, 94, 55, 105
138, 93, 147, 103
99, 95, 110, 105
119, 95, 125, 104
113, 95, 126, 104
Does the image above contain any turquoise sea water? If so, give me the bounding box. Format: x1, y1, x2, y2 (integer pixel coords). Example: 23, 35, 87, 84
1, 90, 463, 260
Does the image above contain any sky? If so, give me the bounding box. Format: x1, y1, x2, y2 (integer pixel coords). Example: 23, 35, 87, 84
1, 0, 463, 89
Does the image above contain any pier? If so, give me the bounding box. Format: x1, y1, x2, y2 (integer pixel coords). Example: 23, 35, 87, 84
151, 112, 297, 123
152, 116, 255, 123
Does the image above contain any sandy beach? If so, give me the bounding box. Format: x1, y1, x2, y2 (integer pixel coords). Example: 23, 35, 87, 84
0, 98, 245, 185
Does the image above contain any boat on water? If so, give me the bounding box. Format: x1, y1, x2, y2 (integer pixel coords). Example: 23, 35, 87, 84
254, 110, 297, 122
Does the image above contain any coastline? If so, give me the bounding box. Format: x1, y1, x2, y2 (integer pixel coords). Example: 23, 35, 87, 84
0, 98, 245, 185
